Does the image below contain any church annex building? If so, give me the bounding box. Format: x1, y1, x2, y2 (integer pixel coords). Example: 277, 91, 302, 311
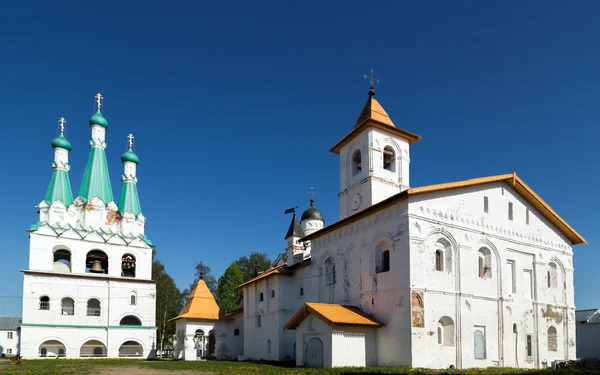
173, 84, 585, 369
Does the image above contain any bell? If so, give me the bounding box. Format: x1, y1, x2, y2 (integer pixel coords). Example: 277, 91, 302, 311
90, 260, 103, 273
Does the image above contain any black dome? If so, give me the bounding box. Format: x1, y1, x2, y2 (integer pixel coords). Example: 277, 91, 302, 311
301, 200, 324, 222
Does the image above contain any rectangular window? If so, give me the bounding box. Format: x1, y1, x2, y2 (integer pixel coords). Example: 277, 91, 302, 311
526, 334, 533, 358
526, 208, 530, 225
508, 202, 513, 221
6, 349, 11, 354
507, 260, 516, 294
7, 332, 13, 339
523, 270, 533, 299
483, 196, 489, 213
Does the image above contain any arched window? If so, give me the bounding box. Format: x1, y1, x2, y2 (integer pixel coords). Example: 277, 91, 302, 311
478, 248, 492, 279
257, 314, 262, 328
435, 250, 443, 272
437, 317, 455, 346
434, 239, 452, 273
130, 292, 137, 306
87, 298, 101, 316
383, 146, 395, 172
119, 341, 143, 357
121, 254, 136, 277
548, 326, 557, 352
80, 340, 106, 357
324, 257, 336, 285
376, 242, 391, 274
53, 249, 71, 273
548, 262, 558, 288
267, 339, 271, 354
40, 347, 47, 357
234, 328, 240, 336
474, 329, 486, 359
382, 250, 390, 273
271, 290, 275, 298
259, 292, 264, 302
352, 150, 362, 176
120, 315, 142, 326
86, 250, 108, 274
61, 297, 74, 315
39, 296, 50, 310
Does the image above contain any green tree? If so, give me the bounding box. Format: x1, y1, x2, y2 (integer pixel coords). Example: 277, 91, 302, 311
236, 251, 272, 281
214, 262, 244, 313
189, 261, 217, 293
153, 253, 186, 356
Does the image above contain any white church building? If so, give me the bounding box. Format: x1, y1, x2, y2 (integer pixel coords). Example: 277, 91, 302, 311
20, 94, 156, 359
233, 84, 586, 369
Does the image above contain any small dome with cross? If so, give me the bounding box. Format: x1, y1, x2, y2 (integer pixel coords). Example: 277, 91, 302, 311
301, 199, 324, 222
121, 148, 139, 164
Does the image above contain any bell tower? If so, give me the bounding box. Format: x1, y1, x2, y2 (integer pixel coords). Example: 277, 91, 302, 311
331, 71, 422, 220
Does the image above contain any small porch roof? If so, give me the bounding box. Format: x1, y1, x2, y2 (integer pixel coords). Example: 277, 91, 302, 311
283, 302, 384, 330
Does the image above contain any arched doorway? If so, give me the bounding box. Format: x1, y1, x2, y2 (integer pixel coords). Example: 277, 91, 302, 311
304, 338, 323, 368
208, 330, 216, 359
80, 340, 107, 357
39, 340, 66, 357
118, 341, 144, 357
194, 329, 205, 358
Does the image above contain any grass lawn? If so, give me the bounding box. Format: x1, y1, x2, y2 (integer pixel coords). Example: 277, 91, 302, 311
0, 359, 580, 375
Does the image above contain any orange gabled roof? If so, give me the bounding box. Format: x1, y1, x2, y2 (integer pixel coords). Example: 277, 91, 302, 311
330, 94, 422, 154
283, 302, 384, 330
302, 173, 586, 245
236, 263, 292, 289
169, 279, 220, 321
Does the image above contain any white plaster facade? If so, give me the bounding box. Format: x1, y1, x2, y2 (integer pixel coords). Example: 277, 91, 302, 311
0, 326, 20, 357
238, 92, 583, 368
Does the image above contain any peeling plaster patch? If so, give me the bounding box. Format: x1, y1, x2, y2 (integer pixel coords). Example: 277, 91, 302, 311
542, 305, 564, 324
411, 291, 425, 328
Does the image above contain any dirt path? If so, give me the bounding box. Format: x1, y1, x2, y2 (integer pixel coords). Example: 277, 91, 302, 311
99, 366, 214, 375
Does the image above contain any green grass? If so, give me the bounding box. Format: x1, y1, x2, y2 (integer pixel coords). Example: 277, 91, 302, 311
0, 358, 581, 375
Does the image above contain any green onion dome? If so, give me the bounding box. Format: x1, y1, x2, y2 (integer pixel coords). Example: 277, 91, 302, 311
121, 148, 139, 164
51, 134, 72, 151
89, 110, 108, 128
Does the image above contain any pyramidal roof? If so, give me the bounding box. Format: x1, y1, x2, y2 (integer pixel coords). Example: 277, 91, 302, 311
354, 94, 395, 129
285, 213, 304, 239
170, 279, 220, 321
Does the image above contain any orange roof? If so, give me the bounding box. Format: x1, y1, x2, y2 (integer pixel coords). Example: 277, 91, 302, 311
283, 302, 384, 330
169, 279, 220, 321
236, 263, 292, 289
302, 173, 586, 245
330, 94, 421, 154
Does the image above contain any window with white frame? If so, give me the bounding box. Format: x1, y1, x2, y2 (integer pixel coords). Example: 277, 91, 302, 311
474, 327, 486, 359
478, 248, 492, 279
352, 149, 362, 175
548, 326, 557, 352
6, 349, 12, 354
7, 332, 13, 339
548, 262, 558, 288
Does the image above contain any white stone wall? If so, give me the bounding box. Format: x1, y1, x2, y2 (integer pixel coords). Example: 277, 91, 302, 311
294, 315, 332, 367
576, 323, 600, 359
0, 329, 20, 356
331, 326, 377, 367
407, 182, 575, 369
20, 325, 154, 358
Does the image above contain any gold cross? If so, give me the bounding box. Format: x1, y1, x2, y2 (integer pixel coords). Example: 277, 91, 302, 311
95, 93, 103, 111
364, 69, 379, 88
127, 133, 134, 149
58, 117, 66, 134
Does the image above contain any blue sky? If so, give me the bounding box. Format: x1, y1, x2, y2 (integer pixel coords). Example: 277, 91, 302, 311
0, 1, 597, 316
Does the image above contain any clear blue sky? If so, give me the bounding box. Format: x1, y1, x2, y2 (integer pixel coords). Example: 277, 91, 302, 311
0, 1, 597, 316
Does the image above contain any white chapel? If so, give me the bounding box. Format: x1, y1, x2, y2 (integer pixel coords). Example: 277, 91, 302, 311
20, 94, 156, 359
197, 82, 585, 369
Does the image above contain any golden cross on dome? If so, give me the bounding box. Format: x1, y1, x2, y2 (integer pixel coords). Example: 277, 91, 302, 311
127, 133, 134, 149
58, 117, 66, 134
363, 69, 379, 88
95, 92, 103, 111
